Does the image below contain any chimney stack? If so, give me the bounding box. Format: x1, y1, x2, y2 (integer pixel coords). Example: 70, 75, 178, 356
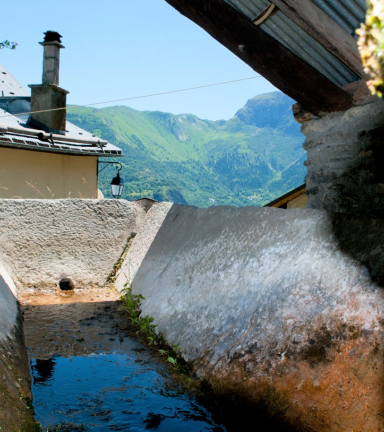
28, 31, 69, 133
41, 30, 63, 86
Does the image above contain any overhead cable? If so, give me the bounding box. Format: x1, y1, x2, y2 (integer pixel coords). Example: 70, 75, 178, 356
0, 76, 262, 118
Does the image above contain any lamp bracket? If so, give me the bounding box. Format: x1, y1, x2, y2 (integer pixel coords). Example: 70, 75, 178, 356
98, 161, 122, 174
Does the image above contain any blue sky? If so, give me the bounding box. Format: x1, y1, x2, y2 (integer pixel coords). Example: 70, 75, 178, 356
1, 0, 276, 120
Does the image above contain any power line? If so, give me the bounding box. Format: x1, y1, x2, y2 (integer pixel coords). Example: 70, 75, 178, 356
0, 76, 262, 119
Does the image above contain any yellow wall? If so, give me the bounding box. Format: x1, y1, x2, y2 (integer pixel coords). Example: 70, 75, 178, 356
0, 147, 98, 199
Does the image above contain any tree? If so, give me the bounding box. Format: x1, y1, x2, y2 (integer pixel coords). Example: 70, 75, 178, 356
0, 40, 17, 50
357, 0, 384, 98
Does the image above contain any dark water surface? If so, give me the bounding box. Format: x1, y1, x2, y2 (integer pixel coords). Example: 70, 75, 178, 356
22, 294, 224, 431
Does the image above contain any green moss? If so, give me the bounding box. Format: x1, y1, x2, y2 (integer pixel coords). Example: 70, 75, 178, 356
119, 285, 190, 374
107, 233, 136, 283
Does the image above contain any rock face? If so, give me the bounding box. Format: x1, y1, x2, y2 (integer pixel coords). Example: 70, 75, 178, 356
0, 199, 147, 289
235, 91, 298, 133
303, 99, 384, 217
130, 204, 384, 431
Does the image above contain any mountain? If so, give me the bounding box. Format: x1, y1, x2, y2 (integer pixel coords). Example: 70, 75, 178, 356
67, 91, 306, 207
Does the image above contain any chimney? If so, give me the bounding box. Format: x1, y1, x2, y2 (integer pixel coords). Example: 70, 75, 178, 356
28, 31, 69, 133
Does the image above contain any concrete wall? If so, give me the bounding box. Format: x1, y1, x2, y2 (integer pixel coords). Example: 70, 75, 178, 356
303, 99, 384, 216
115, 201, 173, 290
0, 262, 18, 341
126, 203, 384, 431
0, 199, 147, 289
0, 147, 98, 199
0, 263, 36, 431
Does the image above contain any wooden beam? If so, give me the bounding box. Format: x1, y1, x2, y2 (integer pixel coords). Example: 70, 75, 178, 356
165, 0, 352, 116
271, 0, 366, 78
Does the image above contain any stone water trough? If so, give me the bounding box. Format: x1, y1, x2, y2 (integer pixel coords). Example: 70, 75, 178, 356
2, 196, 384, 431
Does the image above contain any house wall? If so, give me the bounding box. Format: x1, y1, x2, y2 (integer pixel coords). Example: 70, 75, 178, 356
303, 99, 384, 216
0, 147, 98, 199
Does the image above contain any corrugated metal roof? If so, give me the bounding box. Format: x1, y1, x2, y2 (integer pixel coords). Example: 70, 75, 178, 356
312, 0, 366, 34
225, 0, 366, 86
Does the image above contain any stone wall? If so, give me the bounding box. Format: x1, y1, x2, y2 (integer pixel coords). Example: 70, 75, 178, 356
0, 199, 147, 289
303, 99, 384, 216
0, 263, 36, 431
128, 204, 384, 431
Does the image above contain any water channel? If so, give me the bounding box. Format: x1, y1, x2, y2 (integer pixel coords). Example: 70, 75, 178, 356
20, 288, 225, 432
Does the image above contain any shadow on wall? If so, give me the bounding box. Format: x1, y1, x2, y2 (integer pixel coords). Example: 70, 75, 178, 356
299, 98, 384, 425
197, 378, 304, 432
329, 211, 384, 432
331, 212, 384, 286
317, 127, 384, 218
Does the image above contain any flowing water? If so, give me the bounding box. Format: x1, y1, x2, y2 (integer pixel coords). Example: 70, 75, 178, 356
20, 289, 224, 432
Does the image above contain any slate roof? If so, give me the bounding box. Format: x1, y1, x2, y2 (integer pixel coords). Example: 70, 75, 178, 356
0, 63, 122, 157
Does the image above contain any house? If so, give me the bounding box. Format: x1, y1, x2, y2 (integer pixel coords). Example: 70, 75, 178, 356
263, 183, 307, 209
0, 31, 123, 199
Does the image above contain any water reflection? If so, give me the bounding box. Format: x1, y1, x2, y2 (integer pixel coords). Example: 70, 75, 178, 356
31, 354, 223, 431
23, 299, 224, 431
31, 358, 57, 384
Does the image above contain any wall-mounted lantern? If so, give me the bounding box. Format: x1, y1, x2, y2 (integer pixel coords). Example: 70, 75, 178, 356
110, 168, 124, 198
98, 161, 124, 199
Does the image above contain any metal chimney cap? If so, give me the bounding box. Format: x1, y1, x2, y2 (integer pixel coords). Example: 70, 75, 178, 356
42, 31, 63, 44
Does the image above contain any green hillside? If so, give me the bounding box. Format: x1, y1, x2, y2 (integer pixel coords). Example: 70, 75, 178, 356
67, 91, 306, 207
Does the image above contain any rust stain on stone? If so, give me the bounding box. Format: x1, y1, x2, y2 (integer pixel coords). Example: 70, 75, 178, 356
194, 319, 384, 431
